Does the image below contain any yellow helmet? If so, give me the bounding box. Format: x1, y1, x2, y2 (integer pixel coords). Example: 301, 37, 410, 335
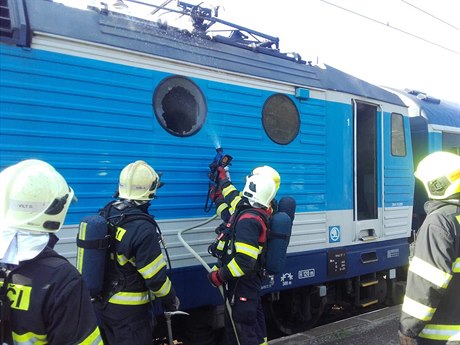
414, 151, 460, 200
0, 159, 74, 233
251, 165, 280, 191
118, 161, 161, 201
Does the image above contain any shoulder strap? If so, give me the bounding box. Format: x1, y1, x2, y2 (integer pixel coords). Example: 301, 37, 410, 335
104, 207, 171, 272
101, 201, 159, 231
232, 208, 271, 272
99, 200, 117, 218
236, 208, 269, 228
230, 207, 270, 244
113, 213, 162, 241
117, 213, 158, 227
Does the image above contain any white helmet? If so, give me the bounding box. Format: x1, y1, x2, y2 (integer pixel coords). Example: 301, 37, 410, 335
414, 151, 460, 200
242, 174, 277, 208
118, 161, 161, 201
0, 159, 74, 233
251, 165, 280, 192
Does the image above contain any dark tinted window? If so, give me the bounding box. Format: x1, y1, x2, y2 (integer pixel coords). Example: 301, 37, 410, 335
442, 132, 460, 155
391, 113, 406, 156
262, 94, 299, 145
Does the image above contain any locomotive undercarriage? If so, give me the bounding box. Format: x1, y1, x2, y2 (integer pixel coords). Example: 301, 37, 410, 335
155, 268, 406, 344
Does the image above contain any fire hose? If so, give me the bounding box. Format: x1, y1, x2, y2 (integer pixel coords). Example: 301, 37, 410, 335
177, 215, 241, 345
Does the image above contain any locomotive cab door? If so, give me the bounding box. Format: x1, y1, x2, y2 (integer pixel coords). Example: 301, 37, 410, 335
353, 100, 381, 241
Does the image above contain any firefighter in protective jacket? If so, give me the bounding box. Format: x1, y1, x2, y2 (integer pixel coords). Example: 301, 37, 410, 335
208, 172, 278, 345
94, 160, 179, 345
399, 151, 460, 345
0, 160, 102, 345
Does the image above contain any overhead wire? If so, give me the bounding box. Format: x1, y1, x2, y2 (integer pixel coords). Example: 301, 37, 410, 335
149, 0, 174, 16
318, 0, 460, 56
400, 0, 460, 32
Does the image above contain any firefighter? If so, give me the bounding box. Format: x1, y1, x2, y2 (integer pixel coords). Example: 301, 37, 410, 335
399, 151, 460, 345
208, 173, 278, 345
0, 159, 102, 345
94, 160, 179, 345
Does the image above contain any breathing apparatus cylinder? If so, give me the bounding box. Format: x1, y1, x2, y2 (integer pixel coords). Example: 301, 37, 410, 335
265, 196, 296, 275
265, 212, 291, 275
278, 196, 296, 222
76, 215, 109, 298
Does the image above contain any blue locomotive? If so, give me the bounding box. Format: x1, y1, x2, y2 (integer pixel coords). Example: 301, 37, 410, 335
1, 0, 455, 341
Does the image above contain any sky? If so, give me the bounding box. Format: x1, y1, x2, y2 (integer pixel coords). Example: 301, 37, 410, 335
212, 0, 460, 102
61, 0, 460, 101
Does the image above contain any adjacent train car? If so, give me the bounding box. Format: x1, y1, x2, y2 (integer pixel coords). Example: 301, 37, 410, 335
0, 0, 414, 340
389, 89, 460, 230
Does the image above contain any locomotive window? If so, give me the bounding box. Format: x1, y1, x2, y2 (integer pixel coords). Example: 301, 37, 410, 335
262, 94, 300, 145
442, 132, 460, 155
153, 76, 207, 137
391, 113, 406, 157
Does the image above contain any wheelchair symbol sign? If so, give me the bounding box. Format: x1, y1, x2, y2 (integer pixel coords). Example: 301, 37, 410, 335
329, 226, 341, 243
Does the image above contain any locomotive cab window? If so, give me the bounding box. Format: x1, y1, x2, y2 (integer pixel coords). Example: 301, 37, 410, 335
391, 113, 406, 157
262, 94, 300, 145
153, 76, 207, 137
442, 132, 460, 155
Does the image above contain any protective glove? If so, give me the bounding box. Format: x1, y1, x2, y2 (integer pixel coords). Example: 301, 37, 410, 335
208, 270, 224, 288
398, 330, 417, 345
163, 295, 180, 312
209, 185, 222, 201
217, 166, 228, 182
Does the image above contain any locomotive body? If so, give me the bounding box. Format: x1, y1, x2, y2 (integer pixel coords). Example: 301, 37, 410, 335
0, 0, 416, 335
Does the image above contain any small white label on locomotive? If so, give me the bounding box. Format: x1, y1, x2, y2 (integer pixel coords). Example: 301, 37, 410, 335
298, 269, 316, 279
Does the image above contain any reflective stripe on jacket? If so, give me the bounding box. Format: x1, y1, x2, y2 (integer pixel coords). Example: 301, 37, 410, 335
104, 201, 176, 306
215, 179, 243, 222
400, 200, 460, 343
219, 208, 270, 281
